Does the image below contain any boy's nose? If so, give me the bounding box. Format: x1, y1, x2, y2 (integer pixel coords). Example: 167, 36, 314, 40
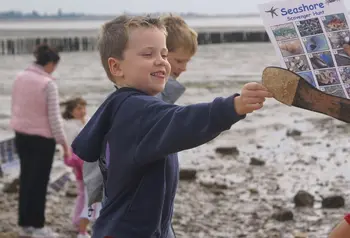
155, 57, 167, 65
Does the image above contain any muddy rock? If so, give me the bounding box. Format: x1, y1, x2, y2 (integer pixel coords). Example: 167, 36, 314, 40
65, 182, 77, 197
322, 195, 345, 208
201, 181, 228, 190
199, 180, 228, 190
215, 146, 239, 156
250, 157, 265, 166
65, 187, 77, 198
3, 178, 19, 194
249, 187, 259, 195
294, 190, 314, 207
272, 209, 294, 221
294, 232, 308, 238
0, 232, 18, 238
265, 229, 282, 238
286, 129, 302, 137
179, 168, 197, 181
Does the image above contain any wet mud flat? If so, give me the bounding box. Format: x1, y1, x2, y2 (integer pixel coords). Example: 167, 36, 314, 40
1, 82, 350, 238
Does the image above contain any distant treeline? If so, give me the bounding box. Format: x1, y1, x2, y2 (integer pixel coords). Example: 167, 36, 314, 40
0, 10, 263, 20
0, 10, 85, 19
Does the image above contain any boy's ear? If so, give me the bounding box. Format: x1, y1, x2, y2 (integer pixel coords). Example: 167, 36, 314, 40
108, 57, 124, 77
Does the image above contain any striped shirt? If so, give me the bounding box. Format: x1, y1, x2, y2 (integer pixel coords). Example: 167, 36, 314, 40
45, 80, 67, 145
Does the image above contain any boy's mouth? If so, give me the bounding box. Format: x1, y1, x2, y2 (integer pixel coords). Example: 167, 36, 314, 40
150, 71, 166, 78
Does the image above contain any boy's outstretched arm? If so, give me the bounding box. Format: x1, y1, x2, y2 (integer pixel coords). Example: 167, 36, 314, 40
134, 83, 271, 165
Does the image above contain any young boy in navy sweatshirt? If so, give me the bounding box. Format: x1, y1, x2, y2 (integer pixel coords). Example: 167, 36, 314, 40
82, 14, 198, 208
72, 15, 272, 238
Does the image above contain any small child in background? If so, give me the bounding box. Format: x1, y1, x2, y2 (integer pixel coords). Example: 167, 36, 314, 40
61, 97, 101, 238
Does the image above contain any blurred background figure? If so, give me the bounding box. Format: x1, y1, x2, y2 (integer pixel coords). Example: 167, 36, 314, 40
10, 44, 70, 238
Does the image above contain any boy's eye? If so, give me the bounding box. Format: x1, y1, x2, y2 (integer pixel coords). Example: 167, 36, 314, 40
142, 53, 152, 57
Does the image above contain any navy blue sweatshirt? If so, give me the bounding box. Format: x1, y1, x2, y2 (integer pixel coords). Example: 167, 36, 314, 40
72, 87, 245, 238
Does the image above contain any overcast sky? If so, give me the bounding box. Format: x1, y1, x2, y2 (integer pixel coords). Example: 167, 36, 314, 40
2, 0, 349, 15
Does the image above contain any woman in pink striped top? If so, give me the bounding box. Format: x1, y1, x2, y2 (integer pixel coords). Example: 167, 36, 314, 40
10, 44, 70, 238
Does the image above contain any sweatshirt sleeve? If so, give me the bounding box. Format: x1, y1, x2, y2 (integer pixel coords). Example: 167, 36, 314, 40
46, 80, 67, 146
133, 94, 245, 165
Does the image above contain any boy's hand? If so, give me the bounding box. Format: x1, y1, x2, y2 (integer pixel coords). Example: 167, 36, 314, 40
234, 82, 272, 115
344, 44, 350, 56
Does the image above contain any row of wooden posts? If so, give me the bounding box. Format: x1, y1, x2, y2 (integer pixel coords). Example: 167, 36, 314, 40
0, 37, 97, 55
0, 31, 270, 55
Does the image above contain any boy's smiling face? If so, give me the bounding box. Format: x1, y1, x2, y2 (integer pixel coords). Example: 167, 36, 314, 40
110, 27, 171, 96
168, 48, 193, 79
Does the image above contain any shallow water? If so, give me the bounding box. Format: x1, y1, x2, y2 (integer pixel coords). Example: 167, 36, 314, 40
0, 43, 279, 139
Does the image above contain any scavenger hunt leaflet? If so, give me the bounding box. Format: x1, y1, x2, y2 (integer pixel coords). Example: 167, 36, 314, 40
258, 0, 350, 98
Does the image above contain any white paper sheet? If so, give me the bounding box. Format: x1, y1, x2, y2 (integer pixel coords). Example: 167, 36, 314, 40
259, 0, 350, 98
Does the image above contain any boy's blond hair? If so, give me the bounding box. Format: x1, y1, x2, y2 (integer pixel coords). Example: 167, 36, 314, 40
97, 15, 167, 81
160, 14, 198, 55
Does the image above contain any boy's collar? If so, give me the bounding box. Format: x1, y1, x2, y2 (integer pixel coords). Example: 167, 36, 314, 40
115, 86, 149, 95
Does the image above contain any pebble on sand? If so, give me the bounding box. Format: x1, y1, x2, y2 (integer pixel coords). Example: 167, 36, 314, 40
294, 190, 314, 207
215, 146, 239, 156
249, 157, 265, 166
272, 209, 294, 222
322, 195, 345, 208
3, 178, 19, 194
179, 168, 197, 181
286, 129, 302, 137
294, 232, 308, 238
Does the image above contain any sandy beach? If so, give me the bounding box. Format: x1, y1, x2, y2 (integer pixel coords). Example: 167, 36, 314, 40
1, 43, 350, 238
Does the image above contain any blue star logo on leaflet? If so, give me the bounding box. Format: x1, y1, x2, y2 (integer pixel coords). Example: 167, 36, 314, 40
266, 6, 279, 18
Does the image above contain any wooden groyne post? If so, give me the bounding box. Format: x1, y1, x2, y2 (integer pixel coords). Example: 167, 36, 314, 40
0, 28, 270, 55
0, 37, 97, 55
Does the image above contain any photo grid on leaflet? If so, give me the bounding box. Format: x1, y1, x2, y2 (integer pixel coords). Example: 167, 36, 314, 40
270, 13, 350, 98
